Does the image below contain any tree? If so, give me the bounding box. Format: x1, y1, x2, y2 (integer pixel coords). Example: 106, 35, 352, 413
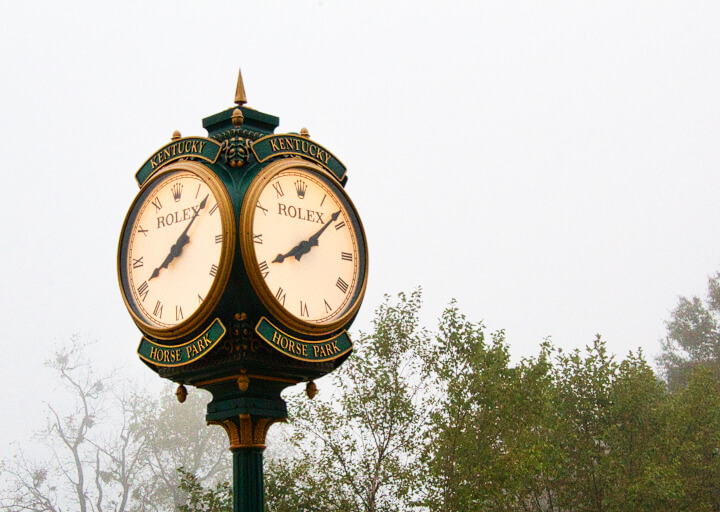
658, 271, 720, 390
419, 300, 515, 510
177, 468, 232, 512
267, 290, 429, 512
0, 339, 230, 512
153, 291, 720, 511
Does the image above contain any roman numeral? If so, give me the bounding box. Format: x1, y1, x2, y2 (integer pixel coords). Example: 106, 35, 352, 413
324, 299, 333, 313
256, 201, 269, 216
335, 221, 346, 231
336, 277, 349, 294
272, 182, 284, 198
132, 256, 144, 268
209, 203, 218, 216
154, 301, 163, 318
176, 305, 183, 321
253, 233, 263, 244
198, 294, 204, 304
300, 301, 309, 317
341, 252, 353, 262
209, 264, 218, 277
275, 287, 286, 306
195, 184, 201, 199
151, 197, 162, 212
137, 225, 148, 237
320, 194, 326, 206
258, 260, 269, 279
215, 234, 222, 244
137, 281, 149, 301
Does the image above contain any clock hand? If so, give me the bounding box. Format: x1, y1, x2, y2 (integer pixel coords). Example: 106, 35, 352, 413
272, 211, 341, 264
306, 210, 341, 248
148, 195, 209, 280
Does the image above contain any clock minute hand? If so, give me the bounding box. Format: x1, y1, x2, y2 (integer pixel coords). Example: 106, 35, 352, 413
148, 195, 209, 280
272, 211, 342, 264
177, 194, 209, 242
306, 210, 341, 248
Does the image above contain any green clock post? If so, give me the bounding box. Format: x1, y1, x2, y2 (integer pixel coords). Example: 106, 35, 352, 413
117, 69, 368, 511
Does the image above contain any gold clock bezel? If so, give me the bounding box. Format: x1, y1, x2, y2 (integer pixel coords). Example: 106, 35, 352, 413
118, 161, 236, 340
239, 158, 368, 337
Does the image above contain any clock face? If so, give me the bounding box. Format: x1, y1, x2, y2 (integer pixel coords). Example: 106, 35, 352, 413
118, 162, 234, 338
241, 159, 368, 335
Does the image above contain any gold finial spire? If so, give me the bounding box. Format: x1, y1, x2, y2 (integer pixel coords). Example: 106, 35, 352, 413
234, 68, 247, 106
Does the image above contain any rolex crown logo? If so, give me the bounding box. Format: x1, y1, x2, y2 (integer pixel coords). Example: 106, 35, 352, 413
172, 183, 183, 202
295, 180, 307, 199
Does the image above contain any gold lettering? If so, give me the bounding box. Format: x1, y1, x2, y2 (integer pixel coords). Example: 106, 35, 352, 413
313, 345, 321, 358
164, 148, 171, 160
270, 139, 280, 152
301, 344, 308, 357
186, 346, 193, 359
272, 331, 282, 346
324, 151, 331, 164
278, 139, 286, 150
150, 346, 160, 361
309, 144, 317, 157
191, 141, 198, 152
284, 138, 294, 151
288, 339, 296, 354
198, 141, 206, 153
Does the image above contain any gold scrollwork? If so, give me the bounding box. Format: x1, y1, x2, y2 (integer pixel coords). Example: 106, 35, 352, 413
208, 414, 285, 450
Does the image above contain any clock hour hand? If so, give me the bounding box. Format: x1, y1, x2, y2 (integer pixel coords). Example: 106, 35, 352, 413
272, 211, 341, 264
148, 233, 189, 280
148, 195, 208, 280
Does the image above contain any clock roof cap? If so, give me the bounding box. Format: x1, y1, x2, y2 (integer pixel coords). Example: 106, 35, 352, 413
203, 106, 279, 138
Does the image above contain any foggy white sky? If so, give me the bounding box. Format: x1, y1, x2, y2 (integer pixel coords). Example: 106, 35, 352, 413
2, 1, 720, 451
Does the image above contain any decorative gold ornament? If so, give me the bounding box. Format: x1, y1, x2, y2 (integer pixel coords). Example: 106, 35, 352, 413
234, 68, 247, 106
175, 384, 188, 403
300, 127, 310, 138
208, 414, 284, 450
306, 380, 318, 399
171, 130, 182, 141
237, 373, 250, 392
231, 108, 244, 127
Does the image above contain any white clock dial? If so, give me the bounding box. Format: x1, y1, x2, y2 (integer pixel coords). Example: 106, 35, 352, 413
119, 162, 234, 337
241, 160, 368, 335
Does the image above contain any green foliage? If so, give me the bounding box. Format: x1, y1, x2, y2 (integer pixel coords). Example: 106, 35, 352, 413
658, 272, 720, 390
177, 468, 232, 512
271, 290, 428, 511
7, 292, 720, 511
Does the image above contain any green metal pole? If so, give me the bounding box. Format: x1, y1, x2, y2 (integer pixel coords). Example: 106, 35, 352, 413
232, 447, 265, 512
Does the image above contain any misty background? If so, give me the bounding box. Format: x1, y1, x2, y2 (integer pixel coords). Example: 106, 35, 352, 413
1, 1, 719, 455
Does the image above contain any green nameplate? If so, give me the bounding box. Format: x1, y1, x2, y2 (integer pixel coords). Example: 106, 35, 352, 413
137, 319, 226, 367
251, 135, 346, 182
135, 137, 223, 185
256, 317, 353, 362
